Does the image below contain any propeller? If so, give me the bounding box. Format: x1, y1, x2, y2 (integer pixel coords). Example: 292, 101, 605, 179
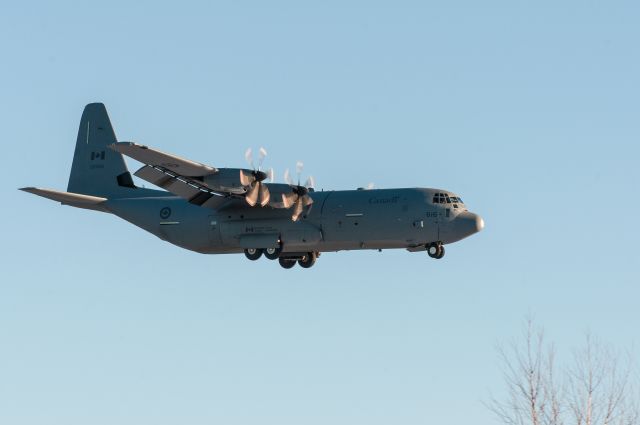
282, 161, 315, 221
241, 147, 274, 207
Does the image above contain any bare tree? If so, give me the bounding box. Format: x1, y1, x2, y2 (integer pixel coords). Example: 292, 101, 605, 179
487, 318, 561, 425
489, 319, 639, 425
567, 335, 639, 425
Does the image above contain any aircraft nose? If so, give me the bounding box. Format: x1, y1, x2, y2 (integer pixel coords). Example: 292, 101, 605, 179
455, 211, 484, 235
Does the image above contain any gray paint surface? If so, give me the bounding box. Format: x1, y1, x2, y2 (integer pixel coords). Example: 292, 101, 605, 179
22, 104, 484, 263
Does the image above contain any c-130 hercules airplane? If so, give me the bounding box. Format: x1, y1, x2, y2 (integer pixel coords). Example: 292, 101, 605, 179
21, 103, 484, 269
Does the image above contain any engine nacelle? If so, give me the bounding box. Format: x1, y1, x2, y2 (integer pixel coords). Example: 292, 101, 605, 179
202, 168, 253, 194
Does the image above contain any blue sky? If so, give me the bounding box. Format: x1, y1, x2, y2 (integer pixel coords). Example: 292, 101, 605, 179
1, 1, 639, 424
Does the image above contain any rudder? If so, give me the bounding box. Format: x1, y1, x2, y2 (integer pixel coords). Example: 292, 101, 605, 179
67, 103, 136, 198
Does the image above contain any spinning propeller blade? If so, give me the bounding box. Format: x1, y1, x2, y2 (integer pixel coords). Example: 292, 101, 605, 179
305, 176, 315, 190
292, 198, 305, 222
281, 192, 297, 209
239, 169, 254, 187
302, 194, 314, 207
284, 169, 293, 185
246, 182, 260, 207
258, 147, 267, 168
244, 148, 254, 169
258, 182, 270, 207
280, 161, 315, 221
243, 147, 271, 207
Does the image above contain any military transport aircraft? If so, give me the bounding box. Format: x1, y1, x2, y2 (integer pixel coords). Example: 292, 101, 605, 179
21, 103, 484, 269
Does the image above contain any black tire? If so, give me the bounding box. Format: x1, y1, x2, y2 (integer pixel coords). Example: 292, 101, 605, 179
435, 245, 445, 259
298, 252, 317, 268
244, 248, 263, 261
427, 243, 439, 258
264, 246, 282, 260
278, 257, 296, 269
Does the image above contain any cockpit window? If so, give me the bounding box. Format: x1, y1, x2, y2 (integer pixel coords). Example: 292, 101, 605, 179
432, 193, 464, 205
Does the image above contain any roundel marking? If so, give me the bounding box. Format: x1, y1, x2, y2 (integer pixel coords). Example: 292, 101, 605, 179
160, 207, 171, 219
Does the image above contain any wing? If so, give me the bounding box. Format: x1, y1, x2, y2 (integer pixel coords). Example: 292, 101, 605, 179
110, 142, 217, 176
110, 142, 238, 208
133, 164, 232, 208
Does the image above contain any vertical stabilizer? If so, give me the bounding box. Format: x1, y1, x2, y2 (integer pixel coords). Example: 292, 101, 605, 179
67, 103, 136, 198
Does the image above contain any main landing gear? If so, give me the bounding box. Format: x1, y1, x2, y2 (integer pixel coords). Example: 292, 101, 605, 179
427, 242, 445, 259
278, 257, 296, 269
244, 248, 320, 269
244, 248, 263, 261
278, 252, 319, 269
298, 252, 317, 268
264, 246, 282, 260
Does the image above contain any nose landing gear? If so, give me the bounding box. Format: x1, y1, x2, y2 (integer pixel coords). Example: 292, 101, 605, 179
427, 242, 445, 259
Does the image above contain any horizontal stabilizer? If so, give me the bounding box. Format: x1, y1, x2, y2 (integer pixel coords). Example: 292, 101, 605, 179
20, 187, 109, 212
111, 142, 217, 177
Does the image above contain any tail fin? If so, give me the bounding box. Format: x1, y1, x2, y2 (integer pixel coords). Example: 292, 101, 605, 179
67, 103, 137, 198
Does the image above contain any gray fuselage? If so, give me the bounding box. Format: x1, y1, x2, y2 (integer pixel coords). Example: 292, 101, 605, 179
22, 103, 484, 267
105, 187, 484, 255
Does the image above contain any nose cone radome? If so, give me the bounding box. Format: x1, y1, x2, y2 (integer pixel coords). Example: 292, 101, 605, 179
455, 211, 484, 238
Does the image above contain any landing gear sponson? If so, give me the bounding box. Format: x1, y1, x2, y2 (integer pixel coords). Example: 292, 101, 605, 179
244, 248, 320, 269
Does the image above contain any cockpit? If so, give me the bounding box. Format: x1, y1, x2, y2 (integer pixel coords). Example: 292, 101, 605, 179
432, 192, 464, 208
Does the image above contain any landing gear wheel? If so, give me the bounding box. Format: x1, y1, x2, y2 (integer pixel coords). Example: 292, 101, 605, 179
427, 243, 443, 259
278, 257, 296, 269
298, 252, 317, 269
264, 246, 282, 260
244, 248, 263, 261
